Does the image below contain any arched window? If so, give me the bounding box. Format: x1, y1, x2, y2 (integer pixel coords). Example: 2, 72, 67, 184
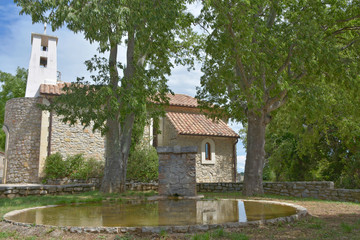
205, 142, 211, 160
201, 138, 215, 164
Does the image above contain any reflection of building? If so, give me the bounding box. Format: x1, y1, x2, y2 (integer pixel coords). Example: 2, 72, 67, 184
2, 31, 239, 184
196, 200, 239, 224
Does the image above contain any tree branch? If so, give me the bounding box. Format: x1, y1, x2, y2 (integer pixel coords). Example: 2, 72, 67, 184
265, 89, 287, 113
277, 44, 295, 75
337, 15, 360, 23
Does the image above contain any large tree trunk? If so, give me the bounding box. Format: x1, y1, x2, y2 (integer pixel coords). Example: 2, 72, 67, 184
242, 111, 268, 196
100, 31, 137, 193
100, 114, 135, 193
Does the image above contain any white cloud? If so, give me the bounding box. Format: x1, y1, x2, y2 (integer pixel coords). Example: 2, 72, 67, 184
237, 155, 246, 173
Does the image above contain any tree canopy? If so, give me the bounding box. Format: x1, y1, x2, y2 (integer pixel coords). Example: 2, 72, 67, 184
196, 0, 360, 195
264, 78, 360, 188
15, 0, 197, 193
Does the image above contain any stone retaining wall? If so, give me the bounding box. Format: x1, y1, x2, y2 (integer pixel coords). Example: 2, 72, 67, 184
197, 181, 360, 203
0, 184, 95, 198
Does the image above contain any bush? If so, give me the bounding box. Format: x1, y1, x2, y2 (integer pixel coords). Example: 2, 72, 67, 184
43, 152, 67, 179
72, 157, 104, 180
43, 153, 104, 181
127, 145, 158, 182
67, 154, 85, 177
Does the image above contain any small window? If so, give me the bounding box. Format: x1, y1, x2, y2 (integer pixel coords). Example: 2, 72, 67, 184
41, 45, 48, 51
40, 57, 47, 68
201, 138, 215, 164
205, 142, 211, 160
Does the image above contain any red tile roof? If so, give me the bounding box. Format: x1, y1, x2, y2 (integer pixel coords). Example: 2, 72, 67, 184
167, 93, 198, 108
40, 84, 199, 107
40, 82, 70, 95
40, 83, 238, 138
167, 112, 239, 138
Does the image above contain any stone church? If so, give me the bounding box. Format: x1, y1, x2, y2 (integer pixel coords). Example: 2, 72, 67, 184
1, 31, 239, 184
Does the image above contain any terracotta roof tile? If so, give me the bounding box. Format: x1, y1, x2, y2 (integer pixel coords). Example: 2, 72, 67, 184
167, 112, 239, 138
40, 82, 70, 96
40, 84, 199, 108
40, 83, 237, 137
167, 94, 198, 107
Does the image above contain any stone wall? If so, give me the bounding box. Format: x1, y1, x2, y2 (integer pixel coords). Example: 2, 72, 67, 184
0, 152, 4, 182
45, 178, 158, 191
0, 184, 95, 198
51, 114, 105, 160
197, 182, 360, 203
159, 118, 235, 183
3, 98, 43, 183
157, 146, 197, 196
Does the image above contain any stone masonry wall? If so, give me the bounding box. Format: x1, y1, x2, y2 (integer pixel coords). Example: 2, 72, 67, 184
197, 182, 360, 203
3, 98, 43, 183
178, 136, 235, 183
157, 146, 197, 196
0, 184, 95, 199
159, 118, 235, 183
51, 114, 105, 161
0, 152, 4, 182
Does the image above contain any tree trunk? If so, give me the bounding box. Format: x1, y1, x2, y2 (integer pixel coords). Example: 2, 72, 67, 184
100, 114, 135, 193
100, 31, 137, 193
242, 111, 268, 196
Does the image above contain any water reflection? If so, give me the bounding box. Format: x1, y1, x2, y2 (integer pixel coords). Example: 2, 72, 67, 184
7, 199, 297, 227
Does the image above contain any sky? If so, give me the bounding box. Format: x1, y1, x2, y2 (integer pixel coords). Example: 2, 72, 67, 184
0, 1, 247, 172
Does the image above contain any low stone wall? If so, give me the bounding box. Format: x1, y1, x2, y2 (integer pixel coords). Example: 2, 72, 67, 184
0, 184, 95, 198
44, 178, 158, 191
45, 178, 102, 188
197, 181, 360, 203
1, 181, 359, 203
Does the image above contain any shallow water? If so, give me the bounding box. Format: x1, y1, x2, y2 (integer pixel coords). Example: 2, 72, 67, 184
7, 199, 297, 227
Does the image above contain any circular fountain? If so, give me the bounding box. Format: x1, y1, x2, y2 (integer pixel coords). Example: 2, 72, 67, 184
4, 198, 307, 233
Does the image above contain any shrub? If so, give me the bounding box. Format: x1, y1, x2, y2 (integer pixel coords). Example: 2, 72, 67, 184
72, 157, 104, 180
43, 152, 67, 179
127, 145, 158, 182
43, 153, 104, 181
66, 154, 85, 176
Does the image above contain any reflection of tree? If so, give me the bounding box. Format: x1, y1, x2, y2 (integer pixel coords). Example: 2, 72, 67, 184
244, 201, 297, 221
9, 200, 298, 227
101, 201, 159, 227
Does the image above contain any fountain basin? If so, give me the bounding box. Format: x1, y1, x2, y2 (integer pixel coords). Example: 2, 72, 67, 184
4, 199, 307, 233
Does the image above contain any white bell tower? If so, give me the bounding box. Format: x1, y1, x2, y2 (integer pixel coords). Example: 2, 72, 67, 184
25, 24, 58, 97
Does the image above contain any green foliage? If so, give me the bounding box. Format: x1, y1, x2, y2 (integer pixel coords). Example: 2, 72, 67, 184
127, 145, 158, 182
15, 0, 198, 192
43, 152, 68, 180
196, 0, 360, 194
0, 67, 27, 151
265, 80, 360, 188
43, 153, 104, 180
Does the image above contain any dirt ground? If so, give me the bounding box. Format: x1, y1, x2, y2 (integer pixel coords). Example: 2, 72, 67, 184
0, 198, 359, 240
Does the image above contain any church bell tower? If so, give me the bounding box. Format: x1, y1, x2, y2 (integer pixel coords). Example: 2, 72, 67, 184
25, 24, 58, 97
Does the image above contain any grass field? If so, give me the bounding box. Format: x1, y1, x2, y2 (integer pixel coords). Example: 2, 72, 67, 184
0, 191, 359, 239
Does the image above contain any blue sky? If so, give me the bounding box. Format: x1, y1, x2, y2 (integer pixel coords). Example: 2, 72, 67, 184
0, 1, 247, 172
